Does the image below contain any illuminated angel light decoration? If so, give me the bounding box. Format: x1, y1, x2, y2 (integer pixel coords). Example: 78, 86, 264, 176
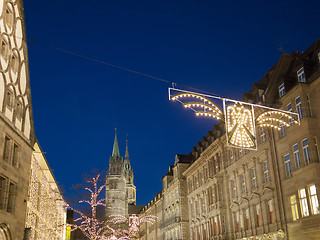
109, 214, 157, 238
169, 88, 299, 150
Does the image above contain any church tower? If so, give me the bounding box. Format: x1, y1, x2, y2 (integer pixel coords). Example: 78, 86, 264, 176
124, 140, 136, 205
106, 129, 137, 217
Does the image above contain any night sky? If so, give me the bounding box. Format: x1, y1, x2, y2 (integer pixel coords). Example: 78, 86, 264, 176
23, 0, 320, 205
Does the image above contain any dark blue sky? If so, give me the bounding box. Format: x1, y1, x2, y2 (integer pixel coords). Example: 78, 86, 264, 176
23, 0, 319, 204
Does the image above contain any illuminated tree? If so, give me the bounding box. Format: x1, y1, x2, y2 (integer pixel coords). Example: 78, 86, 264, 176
66, 173, 123, 240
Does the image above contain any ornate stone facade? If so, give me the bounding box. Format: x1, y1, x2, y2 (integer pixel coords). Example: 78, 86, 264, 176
140, 39, 320, 240
0, 0, 36, 239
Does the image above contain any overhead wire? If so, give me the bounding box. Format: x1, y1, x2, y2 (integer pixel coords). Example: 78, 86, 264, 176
23, 37, 222, 97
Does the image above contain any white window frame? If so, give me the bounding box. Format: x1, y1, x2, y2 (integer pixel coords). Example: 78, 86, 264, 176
284, 154, 292, 178
251, 168, 257, 189
279, 83, 285, 98
293, 143, 301, 169
309, 185, 319, 215
302, 139, 310, 165
290, 195, 299, 221
299, 188, 309, 217
297, 67, 306, 83
296, 96, 303, 119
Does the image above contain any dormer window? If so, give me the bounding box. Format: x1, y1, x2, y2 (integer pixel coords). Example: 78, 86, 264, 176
279, 83, 285, 98
297, 67, 306, 83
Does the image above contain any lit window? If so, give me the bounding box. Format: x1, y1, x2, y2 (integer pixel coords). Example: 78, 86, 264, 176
263, 161, 270, 183
290, 195, 299, 221
302, 139, 310, 165
296, 96, 303, 119
260, 127, 266, 143
287, 103, 294, 125
318, 52, 320, 63
297, 67, 306, 83
309, 185, 319, 215
241, 175, 246, 193
293, 144, 301, 169
256, 204, 262, 227
299, 188, 309, 217
284, 154, 292, 178
279, 83, 285, 98
251, 168, 257, 189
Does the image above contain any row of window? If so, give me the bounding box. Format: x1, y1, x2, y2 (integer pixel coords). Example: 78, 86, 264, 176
290, 185, 319, 221
230, 161, 270, 198
279, 67, 306, 98
3, 135, 20, 168
187, 156, 221, 193
0, 175, 16, 213
234, 199, 274, 232
191, 215, 226, 239
283, 138, 320, 178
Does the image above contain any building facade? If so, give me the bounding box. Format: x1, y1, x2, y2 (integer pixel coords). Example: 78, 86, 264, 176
161, 154, 192, 240
140, 191, 163, 240
140, 39, 320, 240
25, 142, 66, 240
0, 0, 36, 239
106, 130, 137, 217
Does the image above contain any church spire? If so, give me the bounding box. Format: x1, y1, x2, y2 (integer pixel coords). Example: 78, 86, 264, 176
124, 139, 131, 169
112, 128, 120, 157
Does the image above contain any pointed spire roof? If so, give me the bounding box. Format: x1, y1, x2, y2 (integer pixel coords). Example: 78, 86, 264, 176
112, 128, 120, 157
124, 139, 132, 172
125, 139, 130, 160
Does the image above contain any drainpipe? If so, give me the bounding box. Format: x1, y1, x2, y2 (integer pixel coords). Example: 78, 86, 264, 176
268, 129, 288, 240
